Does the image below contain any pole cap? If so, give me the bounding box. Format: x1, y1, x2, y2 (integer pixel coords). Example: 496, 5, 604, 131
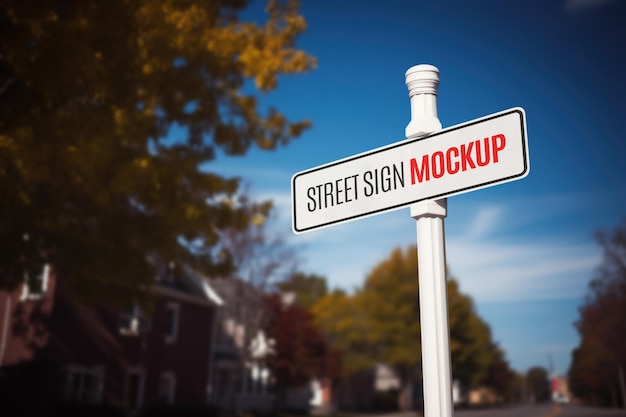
406, 64, 440, 97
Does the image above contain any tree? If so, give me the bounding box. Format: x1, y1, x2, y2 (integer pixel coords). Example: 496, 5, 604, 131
359, 246, 422, 382
312, 289, 374, 374
0, 0, 316, 306
265, 293, 340, 408
447, 278, 493, 390
275, 272, 328, 310
526, 367, 551, 403
482, 344, 516, 401
312, 245, 503, 397
569, 218, 626, 407
218, 202, 299, 290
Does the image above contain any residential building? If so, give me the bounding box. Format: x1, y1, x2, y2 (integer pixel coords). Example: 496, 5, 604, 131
0, 262, 223, 412
209, 278, 274, 411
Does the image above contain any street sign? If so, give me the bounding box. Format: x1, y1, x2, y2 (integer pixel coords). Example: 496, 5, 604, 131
291, 107, 528, 233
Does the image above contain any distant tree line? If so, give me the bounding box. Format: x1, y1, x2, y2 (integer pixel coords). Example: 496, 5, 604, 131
569, 218, 626, 408
284, 245, 521, 404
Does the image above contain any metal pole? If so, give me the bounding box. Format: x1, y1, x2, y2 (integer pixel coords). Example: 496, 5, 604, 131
405, 64, 453, 417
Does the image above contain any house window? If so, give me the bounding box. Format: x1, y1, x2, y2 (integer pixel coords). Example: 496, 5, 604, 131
20, 263, 50, 301
65, 366, 104, 404
164, 302, 180, 344
119, 303, 149, 336
125, 369, 145, 411
159, 372, 176, 404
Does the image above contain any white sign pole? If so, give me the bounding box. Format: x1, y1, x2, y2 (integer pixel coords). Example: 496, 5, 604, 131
405, 65, 454, 417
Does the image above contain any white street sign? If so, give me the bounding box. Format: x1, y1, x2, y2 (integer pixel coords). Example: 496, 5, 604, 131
292, 107, 529, 234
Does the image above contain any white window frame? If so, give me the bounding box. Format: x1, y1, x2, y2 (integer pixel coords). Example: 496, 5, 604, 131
20, 263, 50, 301
119, 303, 148, 336
159, 371, 176, 404
65, 365, 104, 404
164, 302, 180, 344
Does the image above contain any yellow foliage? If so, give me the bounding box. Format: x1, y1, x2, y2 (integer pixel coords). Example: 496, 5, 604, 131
0, 0, 315, 305
313, 245, 498, 385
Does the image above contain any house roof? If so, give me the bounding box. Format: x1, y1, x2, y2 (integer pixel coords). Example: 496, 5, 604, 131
154, 261, 224, 307
209, 276, 261, 304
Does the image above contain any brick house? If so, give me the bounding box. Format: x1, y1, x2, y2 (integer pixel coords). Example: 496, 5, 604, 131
0, 261, 223, 412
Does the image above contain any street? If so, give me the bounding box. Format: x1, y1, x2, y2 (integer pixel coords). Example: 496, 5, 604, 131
453, 404, 626, 417
364, 405, 626, 417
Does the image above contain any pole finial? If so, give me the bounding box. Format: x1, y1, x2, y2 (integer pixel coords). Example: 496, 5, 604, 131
406, 64, 439, 97
405, 64, 442, 139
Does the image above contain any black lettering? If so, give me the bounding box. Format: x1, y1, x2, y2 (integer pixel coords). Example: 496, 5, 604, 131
307, 187, 316, 212
381, 165, 391, 192
393, 162, 404, 188
335, 178, 344, 205
363, 170, 374, 197
324, 182, 333, 208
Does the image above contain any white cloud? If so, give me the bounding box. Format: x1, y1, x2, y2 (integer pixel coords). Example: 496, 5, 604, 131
447, 237, 600, 302
463, 205, 503, 239
297, 198, 601, 302
445, 200, 602, 303
253, 181, 602, 304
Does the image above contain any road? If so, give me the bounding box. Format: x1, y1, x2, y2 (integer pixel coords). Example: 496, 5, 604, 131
455, 404, 626, 417
362, 404, 626, 417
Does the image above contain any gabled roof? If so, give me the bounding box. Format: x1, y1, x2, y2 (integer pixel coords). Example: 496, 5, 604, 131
209, 276, 262, 305
181, 264, 223, 306
153, 260, 223, 307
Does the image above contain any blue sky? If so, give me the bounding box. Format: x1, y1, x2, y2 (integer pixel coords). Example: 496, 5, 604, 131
207, 0, 626, 376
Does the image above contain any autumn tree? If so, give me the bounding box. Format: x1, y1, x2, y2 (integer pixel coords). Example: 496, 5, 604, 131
312, 245, 505, 401
358, 246, 422, 383
447, 278, 493, 390
312, 289, 374, 373
0, 0, 315, 306
569, 218, 626, 407
275, 272, 328, 310
265, 293, 340, 408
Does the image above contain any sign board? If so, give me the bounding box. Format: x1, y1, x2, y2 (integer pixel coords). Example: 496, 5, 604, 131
291, 107, 529, 234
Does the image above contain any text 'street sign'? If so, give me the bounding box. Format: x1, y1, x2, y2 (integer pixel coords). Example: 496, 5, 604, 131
291, 107, 529, 234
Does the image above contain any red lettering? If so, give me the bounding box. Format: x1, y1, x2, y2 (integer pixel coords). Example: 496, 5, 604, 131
476, 137, 490, 167
492, 134, 506, 162
446, 147, 459, 174
410, 155, 430, 184
460, 142, 476, 171
409, 134, 505, 185
432, 151, 444, 178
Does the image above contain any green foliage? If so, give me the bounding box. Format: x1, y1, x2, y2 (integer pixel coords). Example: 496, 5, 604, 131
526, 366, 551, 403
482, 344, 517, 401
0, 0, 315, 306
448, 278, 492, 388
